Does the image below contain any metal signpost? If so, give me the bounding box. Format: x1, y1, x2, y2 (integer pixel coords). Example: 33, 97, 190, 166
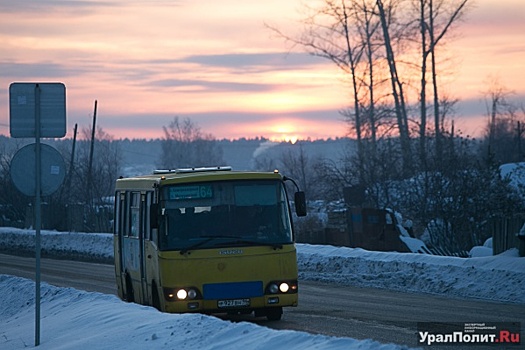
9, 82, 66, 346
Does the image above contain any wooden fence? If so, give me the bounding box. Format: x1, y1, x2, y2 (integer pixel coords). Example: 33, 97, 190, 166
490, 216, 525, 255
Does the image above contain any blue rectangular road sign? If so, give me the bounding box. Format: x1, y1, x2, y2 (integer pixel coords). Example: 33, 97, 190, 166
9, 82, 66, 138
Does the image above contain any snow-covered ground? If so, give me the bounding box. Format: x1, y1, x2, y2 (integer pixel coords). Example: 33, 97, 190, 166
1, 228, 524, 350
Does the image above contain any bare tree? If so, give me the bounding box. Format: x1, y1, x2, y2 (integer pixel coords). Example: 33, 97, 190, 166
160, 116, 224, 169
375, 0, 412, 172
482, 79, 525, 163
0, 138, 29, 228
484, 78, 513, 150
66, 125, 122, 232
253, 155, 277, 173
272, 0, 414, 172
267, 0, 401, 182
278, 144, 319, 198
270, 1, 366, 178
416, 0, 469, 167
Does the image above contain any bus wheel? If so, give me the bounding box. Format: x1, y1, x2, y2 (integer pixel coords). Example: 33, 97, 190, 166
266, 307, 282, 321
152, 283, 161, 311
125, 274, 134, 303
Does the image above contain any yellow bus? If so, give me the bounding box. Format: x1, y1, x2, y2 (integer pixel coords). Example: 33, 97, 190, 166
113, 166, 306, 321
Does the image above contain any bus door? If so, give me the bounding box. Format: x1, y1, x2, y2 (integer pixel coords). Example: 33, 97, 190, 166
139, 191, 152, 303
121, 191, 142, 302
114, 191, 125, 298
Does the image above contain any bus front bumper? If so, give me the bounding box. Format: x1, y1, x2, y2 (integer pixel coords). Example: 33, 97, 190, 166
163, 293, 298, 314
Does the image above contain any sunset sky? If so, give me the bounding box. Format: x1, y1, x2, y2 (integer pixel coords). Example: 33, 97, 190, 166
1, 0, 524, 141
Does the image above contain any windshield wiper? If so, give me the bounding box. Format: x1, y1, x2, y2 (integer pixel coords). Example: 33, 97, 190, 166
214, 239, 284, 250
180, 236, 285, 254
245, 241, 283, 250
179, 235, 238, 255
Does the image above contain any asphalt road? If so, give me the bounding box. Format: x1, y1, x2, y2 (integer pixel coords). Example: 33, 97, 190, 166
1, 253, 523, 348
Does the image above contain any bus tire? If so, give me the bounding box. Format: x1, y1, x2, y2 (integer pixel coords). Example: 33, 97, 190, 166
152, 283, 161, 311
266, 307, 282, 321
125, 274, 134, 303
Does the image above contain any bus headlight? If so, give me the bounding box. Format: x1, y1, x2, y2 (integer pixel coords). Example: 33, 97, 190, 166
176, 289, 188, 300
266, 280, 298, 295
188, 289, 198, 299
164, 287, 202, 301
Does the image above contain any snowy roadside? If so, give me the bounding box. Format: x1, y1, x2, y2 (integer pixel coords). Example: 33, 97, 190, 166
1, 227, 418, 350
0, 275, 412, 350
1, 227, 524, 350
298, 244, 525, 304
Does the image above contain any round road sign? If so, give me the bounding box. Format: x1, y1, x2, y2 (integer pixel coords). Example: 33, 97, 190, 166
10, 143, 66, 196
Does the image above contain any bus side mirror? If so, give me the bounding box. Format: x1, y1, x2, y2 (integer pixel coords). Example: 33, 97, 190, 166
294, 191, 307, 217
150, 203, 159, 229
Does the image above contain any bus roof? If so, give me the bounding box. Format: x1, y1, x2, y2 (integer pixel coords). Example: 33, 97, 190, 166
115, 167, 284, 191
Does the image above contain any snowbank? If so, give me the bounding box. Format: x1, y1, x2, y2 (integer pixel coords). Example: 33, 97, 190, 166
298, 244, 525, 304
0, 275, 406, 350
0, 228, 113, 262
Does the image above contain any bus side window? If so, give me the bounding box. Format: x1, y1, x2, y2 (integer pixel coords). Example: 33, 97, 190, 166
141, 192, 152, 241
130, 192, 140, 238
115, 191, 125, 236
120, 192, 129, 237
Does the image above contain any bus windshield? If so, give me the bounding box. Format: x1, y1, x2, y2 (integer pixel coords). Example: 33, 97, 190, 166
158, 180, 293, 251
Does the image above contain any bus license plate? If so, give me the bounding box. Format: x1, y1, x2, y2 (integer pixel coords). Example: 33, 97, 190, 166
218, 299, 250, 308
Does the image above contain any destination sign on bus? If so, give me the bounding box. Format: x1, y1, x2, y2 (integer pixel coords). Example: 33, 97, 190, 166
169, 185, 213, 200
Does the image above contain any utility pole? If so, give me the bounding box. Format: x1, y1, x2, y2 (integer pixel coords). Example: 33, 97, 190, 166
517, 121, 522, 162
87, 100, 97, 190
87, 100, 97, 231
